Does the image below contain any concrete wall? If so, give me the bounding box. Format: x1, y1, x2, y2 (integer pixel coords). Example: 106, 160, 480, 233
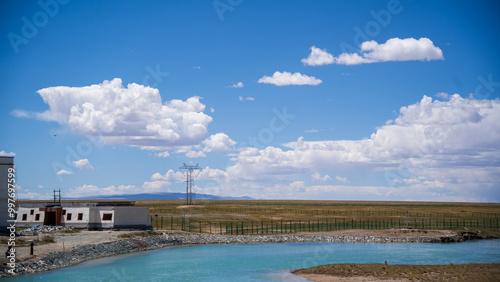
114, 206, 151, 229
0, 157, 14, 232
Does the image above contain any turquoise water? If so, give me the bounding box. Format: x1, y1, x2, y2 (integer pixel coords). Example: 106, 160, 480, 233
8, 240, 500, 281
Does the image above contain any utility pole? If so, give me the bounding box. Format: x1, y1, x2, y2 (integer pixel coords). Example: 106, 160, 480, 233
53, 189, 61, 203
179, 163, 202, 205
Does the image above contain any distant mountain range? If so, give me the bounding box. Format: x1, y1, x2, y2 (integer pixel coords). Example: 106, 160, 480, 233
74, 192, 253, 201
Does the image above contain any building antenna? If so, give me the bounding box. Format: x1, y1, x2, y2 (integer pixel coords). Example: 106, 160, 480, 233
179, 163, 202, 205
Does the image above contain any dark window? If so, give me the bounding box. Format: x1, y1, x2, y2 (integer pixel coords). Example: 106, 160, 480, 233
22, 214, 27, 221
62, 210, 66, 215
102, 213, 112, 221
30, 209, 34, 215
35, 214, 40, 221
66, 213, 72, 221
78, 213, 83, 220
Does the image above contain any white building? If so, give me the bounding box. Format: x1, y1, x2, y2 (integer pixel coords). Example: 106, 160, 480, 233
1, 156, 14, 232
16, 201, 152, 229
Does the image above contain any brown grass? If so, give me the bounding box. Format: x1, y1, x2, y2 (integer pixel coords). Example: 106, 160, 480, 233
292, 263, 500, 281
139, 199, 500, 221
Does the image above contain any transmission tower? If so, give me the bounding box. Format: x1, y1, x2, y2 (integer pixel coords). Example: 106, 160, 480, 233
180, 163, 202, 205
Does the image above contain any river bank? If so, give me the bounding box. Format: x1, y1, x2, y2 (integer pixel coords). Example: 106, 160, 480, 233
1, 229, 498, 277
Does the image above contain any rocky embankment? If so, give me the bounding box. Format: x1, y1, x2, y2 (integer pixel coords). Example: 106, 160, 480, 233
0, 232, 490, 277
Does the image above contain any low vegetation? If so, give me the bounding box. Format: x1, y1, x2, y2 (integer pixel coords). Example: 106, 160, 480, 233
60, 229, 80, 234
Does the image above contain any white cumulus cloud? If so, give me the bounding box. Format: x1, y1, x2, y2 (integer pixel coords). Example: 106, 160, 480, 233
73, 158, 94, 170
225, 94, 500, 201
202, 133, 237, 154
312, 172, 331, 182
56, 169, 73, 175
0, 151, 15, 157
154, 151, 170, 158
301, 46, 335, 66
228, 82, 244, 88
186, 150, 207, 158
66, 184, 140, 198
258, 71, 322, 86
333, 37, 444, 65
21, 78, 214, 151
239, 96, 254, 101
335, 176, 349, 183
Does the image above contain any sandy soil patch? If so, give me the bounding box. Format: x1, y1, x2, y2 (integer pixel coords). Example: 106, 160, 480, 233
1, 230, 143, 264
296, 228, 457, 239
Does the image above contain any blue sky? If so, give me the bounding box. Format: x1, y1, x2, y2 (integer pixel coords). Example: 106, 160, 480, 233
1, 0, 499, 202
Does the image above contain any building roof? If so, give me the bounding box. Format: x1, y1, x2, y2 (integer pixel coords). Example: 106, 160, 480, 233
19, 201, 136, 208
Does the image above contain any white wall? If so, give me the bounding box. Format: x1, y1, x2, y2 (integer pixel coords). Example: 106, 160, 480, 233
61, 207, 90, 228
16, 206, 44, 227
88, 207, 114, 229
15, 203, 150, 229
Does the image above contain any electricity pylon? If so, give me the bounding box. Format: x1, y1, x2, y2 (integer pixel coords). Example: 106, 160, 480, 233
180, 163, 202, 205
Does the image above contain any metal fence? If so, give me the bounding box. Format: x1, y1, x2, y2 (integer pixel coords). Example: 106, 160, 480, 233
151, 216, 500, 235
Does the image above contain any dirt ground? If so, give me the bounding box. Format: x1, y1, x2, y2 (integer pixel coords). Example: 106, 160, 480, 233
295, 228, 458, 239
293, 263, 500, 282
297, 274, 410, 282
0, 230, 144, 264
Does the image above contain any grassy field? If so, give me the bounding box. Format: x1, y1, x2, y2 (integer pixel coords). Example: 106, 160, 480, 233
292, 263, 500, 281
18, 199, 500, 234
136, 200, 500, 233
